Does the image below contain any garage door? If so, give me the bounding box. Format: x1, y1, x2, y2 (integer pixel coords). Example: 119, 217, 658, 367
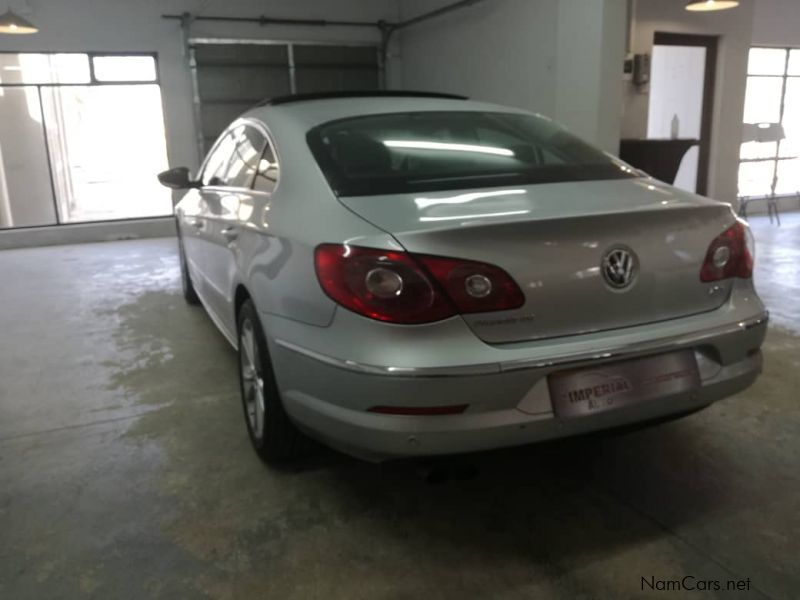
190, 42, 381, 153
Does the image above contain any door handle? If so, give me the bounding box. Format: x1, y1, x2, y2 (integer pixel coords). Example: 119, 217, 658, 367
187, 217, 203, 229
222, 226, 240, 242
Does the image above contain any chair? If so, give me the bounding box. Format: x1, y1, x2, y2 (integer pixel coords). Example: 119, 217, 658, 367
767, 195, 781, 226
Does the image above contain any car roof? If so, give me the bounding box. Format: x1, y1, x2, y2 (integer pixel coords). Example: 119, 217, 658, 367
242, 92, 534, 132
259, 91, 469, 106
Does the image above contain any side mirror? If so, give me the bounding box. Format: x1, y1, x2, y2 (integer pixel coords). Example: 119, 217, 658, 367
158, 167, 199, 190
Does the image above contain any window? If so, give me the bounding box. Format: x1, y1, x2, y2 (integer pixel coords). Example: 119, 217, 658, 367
199, 123, 278, 192
253, 137, 279, 194
0, 52, 170, 228
224, 126, 266, 188
738, 47, 800, 198
92, 55, 157, 82
307, 112, 635, 197
0, 53, 90, 84
201, 131, 237, 187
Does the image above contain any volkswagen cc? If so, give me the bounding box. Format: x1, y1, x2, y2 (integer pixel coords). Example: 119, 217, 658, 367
158, 91, 767, 463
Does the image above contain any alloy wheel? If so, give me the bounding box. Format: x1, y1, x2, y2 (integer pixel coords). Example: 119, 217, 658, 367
240, 319, 265, 440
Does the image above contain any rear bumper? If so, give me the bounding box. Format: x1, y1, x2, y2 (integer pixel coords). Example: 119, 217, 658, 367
268, 308, 767, 461
281, 353, 761, 461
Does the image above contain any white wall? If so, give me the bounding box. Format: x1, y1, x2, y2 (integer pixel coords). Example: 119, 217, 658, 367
752, 0, 800, 46
397, 0, 627, 153
397, 0, 559, 117
0, 0, 397, 177
622, 0, 755, 203
554, 0, 627, 153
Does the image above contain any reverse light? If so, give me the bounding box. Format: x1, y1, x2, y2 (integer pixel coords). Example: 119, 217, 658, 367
314, 244, 524, 324
699, 221, 754, 282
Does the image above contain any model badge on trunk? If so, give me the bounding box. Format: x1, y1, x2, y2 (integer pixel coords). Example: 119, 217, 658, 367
602, 247, 637, 289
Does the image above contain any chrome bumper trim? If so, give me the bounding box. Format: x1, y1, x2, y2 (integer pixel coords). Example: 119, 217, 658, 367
274, 339, 501, 377
500, 312, 768, 372
274, 312, 768, 378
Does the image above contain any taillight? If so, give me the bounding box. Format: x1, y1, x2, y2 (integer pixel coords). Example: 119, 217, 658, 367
314, 244, 524, 324
416, 254, 525, 313
314, 244, 454, 324
699, 221, 754, 282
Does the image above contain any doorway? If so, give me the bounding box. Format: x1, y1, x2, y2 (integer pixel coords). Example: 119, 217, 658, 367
647, 33, 718, 195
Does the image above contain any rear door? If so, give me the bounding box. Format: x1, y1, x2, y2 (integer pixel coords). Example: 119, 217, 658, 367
179, 129, 237, 302
202, 123, 270, 334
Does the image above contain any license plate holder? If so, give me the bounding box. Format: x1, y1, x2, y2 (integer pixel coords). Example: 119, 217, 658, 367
548, 350, 701, 418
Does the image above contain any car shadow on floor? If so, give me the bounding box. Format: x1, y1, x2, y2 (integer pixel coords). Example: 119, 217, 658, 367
280, 416, 739, 537
110, 287, 779, 596
257, 418, 750, 593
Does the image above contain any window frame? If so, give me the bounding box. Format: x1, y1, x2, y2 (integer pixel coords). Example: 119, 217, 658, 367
739, 46, 800, 198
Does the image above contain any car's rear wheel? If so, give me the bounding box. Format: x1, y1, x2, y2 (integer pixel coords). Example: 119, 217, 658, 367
177, 229, 200, 305
237, 299, 305, 462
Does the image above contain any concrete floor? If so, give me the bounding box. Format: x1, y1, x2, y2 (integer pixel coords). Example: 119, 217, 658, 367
0, 215, 798, 599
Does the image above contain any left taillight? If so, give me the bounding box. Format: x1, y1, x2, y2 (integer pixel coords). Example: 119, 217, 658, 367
699, 221, 754, 282
314, 244, 524, 324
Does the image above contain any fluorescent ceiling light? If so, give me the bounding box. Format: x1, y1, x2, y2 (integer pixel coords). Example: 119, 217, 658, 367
383, 140, 514, 157
0, 9, 38, 34
685, 0, 739, 12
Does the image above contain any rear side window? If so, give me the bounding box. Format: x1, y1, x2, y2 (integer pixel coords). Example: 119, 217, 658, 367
201, 131, 237, 187
224, 126, 267, 188
307, 111, 636, 196
253, 137, 279, 194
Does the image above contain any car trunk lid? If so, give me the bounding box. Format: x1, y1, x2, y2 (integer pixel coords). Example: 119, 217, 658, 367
337, 178, 737, 343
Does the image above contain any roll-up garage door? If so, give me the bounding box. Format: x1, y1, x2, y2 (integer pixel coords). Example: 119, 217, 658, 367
293, 45, 380, 94
190, 42, 380, 154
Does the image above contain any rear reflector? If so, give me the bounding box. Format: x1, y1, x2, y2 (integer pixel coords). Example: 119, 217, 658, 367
699, 221, 754, 282
367, 404, 468, 415
314, 244, 524, 324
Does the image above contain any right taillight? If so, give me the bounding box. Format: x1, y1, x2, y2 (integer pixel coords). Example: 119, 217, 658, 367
699, 221, 754, 282
314, 244, 524, 324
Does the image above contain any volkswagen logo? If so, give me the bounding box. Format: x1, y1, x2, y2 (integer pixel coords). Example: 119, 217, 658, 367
602, 247, 637, 289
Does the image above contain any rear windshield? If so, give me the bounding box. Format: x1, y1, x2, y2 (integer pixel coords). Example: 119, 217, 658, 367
307, 111, 636, 196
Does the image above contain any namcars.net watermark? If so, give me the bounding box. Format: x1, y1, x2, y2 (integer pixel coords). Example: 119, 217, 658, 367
642, 576, 752, 593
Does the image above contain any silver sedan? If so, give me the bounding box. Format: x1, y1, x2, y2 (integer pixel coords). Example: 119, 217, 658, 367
158, 91, 767, 463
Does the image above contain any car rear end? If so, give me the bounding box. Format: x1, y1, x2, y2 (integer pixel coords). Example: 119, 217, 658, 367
261, 101, 767, 461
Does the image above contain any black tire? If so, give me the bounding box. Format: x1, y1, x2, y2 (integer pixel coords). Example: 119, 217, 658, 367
177, 229, 200, 305
237, 299, 305, 462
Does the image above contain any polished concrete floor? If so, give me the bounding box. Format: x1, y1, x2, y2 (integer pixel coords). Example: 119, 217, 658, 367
0, 215, 798, 599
